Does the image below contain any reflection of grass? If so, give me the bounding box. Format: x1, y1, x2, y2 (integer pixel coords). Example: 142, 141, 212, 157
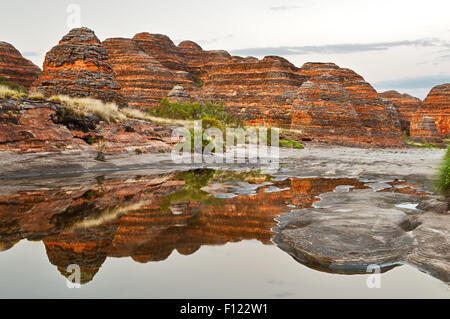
159, 170, 217, 212
158, 169, 271, 212
433, 147, 450, 197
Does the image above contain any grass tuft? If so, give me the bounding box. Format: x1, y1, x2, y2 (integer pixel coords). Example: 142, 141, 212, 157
433, 147, 450, 197
0, 85, 19, 99
0, 76, 26, 94
49, 95, 127, 123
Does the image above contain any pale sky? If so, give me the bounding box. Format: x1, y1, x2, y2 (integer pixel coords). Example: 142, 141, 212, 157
1, 0, 449, 99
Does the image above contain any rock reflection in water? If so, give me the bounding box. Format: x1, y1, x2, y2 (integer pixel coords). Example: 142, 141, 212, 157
0, 169, 370, 284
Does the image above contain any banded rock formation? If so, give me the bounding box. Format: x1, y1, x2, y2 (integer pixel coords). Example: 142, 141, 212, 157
379, 90, 422, 134
102, 37, 192, 109
15, 28, 416, 147
103, 33, 403, 145
34, 27, 127, 107
200, 56, 306, 127
411, 84, 450, 142
291, 63, 402, 147
410, 116, 443, 144
0, 41, 40, 88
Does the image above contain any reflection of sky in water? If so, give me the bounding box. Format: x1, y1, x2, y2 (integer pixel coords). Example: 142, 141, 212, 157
0, 240, 448, 298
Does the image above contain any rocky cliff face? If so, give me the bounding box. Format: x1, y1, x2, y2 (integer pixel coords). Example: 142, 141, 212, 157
3, 27, 433, 147
379, 90, 422, 134
200, 56, 306, 127
0, 97, 175, 153
102, 37, 193, 109
0, 41, 40, 88
34, 27, 127, 107
410, 84, 450, 141
291, 63, 402, 147
410, 116, 443, 143
101, 33, 404, 145
104, 33, 402, 146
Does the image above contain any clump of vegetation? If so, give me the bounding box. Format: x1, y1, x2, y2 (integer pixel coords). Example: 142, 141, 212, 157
201, 117, 223, 130
433, 147, 450, 198
48, 96, 63, 104
255, 127, 304, 149
150, 98, 240, 125
279, 139, 304, 149
28, 93, 46, 100
0, 85, 19, 99
84, 135, 95, 145
191, 74, 204, 88
11, 92, 27, 100
49, 95, 126, 123
0, 76, 26, 94
158, 169, 219, 212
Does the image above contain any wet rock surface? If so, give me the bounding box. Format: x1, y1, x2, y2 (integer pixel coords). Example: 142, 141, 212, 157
273, 188, 449, 283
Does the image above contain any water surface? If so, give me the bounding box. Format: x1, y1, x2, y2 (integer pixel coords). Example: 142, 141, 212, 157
0, 169, 448, 298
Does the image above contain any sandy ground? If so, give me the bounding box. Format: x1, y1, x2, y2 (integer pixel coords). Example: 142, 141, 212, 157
0, 145, 445, 182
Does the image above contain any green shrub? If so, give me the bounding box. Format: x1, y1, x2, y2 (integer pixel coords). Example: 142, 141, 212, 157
201, 117, 222, 130
433, 147, 450, 197
191, 74, 204, 88
149, 98, 240, 125
279, 139, 304, 149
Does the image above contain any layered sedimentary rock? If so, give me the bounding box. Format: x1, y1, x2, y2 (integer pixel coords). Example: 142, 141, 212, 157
105, 33, 306, 126
34, 27, 127, 106
379, 90, 422, 133
29, 28, 409, 147
102, 37, 192, 109
291, 63, 402, 146
410, 116, 443, 143
167, 85, 191, 102
411, 84, 450, 140
0, 41, 40, 88
200, 56, 307, 126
